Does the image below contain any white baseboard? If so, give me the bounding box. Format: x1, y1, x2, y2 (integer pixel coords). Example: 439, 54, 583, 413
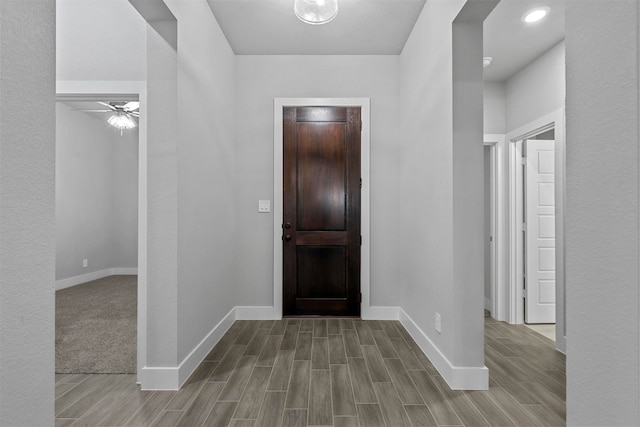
139, 366, 179, 391
399, 308, 488, 390
362, 306, 400, 320
138, 304, 487, 391
177, 307, 236, 387
233, 305, 401, 321
113, 267, 138, 275
485, 297, 492, 312
235, 306, 277, 320
55, 267, 138, 290
140, 307, 236, 390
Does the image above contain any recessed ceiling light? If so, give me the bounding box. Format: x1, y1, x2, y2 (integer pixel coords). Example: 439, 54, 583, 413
523, 6, 550, 23
483, 57, 493, 68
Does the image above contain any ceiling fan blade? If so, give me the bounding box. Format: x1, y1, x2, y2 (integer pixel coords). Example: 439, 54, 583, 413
123, 101, 140, 112
130, 112, 140, 117
72, 109, 112, 112
97, 101, 117, 110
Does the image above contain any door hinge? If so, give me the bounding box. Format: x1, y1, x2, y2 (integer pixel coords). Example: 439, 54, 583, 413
360, 178, 362, 189
360, 235, 362, 245
360, 293, 362, 303
360, 121, 362, 131
522, 289, 527, 299
522, 223, 527, 232
521, 156, 527, 165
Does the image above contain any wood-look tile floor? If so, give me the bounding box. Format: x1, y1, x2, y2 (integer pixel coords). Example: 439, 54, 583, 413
55, 317, 566, 426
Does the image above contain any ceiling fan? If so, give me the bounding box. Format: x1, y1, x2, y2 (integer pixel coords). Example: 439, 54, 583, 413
75, 101, 140, 135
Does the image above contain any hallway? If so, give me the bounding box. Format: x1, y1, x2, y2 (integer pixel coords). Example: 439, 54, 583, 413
55, 317, 565, 426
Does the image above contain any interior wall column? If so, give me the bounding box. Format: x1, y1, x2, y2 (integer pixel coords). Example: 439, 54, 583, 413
450, 0, 499, 387
0, 0, 56, 424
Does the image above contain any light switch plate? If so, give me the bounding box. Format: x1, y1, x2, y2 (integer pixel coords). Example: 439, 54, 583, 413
258, 200, 271, 213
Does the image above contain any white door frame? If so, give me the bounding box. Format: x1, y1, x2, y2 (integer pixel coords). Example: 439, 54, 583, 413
506, 108, 566, 353
56, 80, 149, 379
273, 98, 372, 319
483, 135, 508, 322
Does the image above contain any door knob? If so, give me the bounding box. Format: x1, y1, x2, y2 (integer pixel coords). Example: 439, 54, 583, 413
284, 235, 292, 241
284, 223, 292, 229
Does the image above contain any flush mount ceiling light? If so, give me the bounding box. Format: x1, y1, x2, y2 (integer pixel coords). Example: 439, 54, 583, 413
483, 57, 493, 68
294, 0, 338, 25
522, 6, 550, 23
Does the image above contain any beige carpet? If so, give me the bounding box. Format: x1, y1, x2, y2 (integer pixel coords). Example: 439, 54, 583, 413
55, 275, 137, 374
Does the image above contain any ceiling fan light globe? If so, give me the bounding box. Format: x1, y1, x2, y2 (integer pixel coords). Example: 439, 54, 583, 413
107, 112, 137, 131
294, 0, 338, 25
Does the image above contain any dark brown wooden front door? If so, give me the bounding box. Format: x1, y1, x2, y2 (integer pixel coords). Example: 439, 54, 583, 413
283, 106, 361, 317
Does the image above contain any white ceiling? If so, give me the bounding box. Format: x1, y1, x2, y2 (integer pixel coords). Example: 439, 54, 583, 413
483, 1, 565, 82
207, 0, 565, 82
206, 0, 427, 55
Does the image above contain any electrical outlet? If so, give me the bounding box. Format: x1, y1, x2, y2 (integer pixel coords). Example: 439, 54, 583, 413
83, 259, 88, 268
435, 312, 442, 334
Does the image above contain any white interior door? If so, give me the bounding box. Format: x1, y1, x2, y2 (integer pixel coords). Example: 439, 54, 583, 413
525, 139, 556, 323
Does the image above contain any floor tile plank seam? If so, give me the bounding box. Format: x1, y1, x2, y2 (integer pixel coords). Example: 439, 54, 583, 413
56, 375, 116, 418
325, 367, 336, 427
465, 388, 518, 427
344, 350, 366, 423
55, 377, 99, 415
426, 375, 478, 427
55, 382, 81, 402
452, 389, 493, 427
385, 369, 420, 426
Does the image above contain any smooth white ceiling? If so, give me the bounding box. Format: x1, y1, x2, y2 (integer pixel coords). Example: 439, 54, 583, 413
206, 0, 427, 55
483, 1, 565, 82
207, 0, 565, 82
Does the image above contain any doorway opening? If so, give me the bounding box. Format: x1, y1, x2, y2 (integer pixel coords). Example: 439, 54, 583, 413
513, 127, 558, 342
56, 81, 148, 379
55, 95, 140, 373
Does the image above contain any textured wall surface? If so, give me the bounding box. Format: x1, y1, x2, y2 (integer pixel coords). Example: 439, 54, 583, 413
566, 1, 639, 424
0, 1, 56, 425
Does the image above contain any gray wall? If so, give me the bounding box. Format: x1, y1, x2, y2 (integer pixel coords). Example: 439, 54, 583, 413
56, 0, 146, 81
483, 82, 506, 134
113, 131, 140, 268
168, 0, 238, 363
55, 102, 138, 281
483, 41, 565, 136
506, 41, 565, 133
234, 55, 401, 308
398, 0, 486, 371
0, 0, 55, 424
566, 1, 640, 424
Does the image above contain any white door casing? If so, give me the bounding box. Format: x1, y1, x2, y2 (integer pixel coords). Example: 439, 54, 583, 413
525, 139, 556, 323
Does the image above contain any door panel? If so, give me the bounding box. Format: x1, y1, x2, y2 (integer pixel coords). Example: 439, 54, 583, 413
297, 247, 347, 298
296, 122, 346, 231
525, 139, 556, 324
283, 106, 361, 316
